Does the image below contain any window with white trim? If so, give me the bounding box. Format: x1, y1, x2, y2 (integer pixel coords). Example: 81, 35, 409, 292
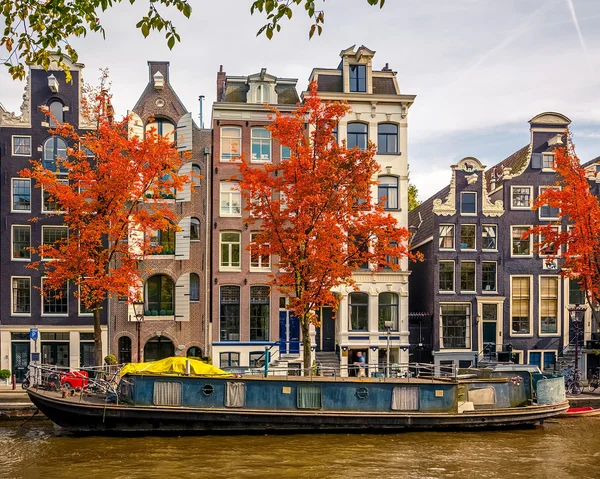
221, 127, 241, 162
190, 217, 200, 241
12, 225, 31, 260
439, 225, 455, 250
220, 231, 241, 270
439, 261, 455, 292
378, 176, 398, 210
540, 276, 559, 334
482, 225, 498, 251
482, 262, 497, 292
41, 226, 68, 260
539, 226, 560, 257
511, 276, 530, 334
12, 135, 31, 156
251, 127, 271, 162
460, 224, 476, 250
281, 145, 291, 160
220, 181, 241, 217
43, 136, 68, 174
460, 192, 476, 215
460, 261, 476, 292
250, 232, 270, 270
11, 179, 31, 212
189, 273, 200, 302
511, 226, 532, 256
42, 179, 68, 213
542, 153, 554, 170
539, 186, 560, 219
42, 278, 68, 315
440, 304, 470, 349
12, 277, 31, 315
511, 186, 532, 209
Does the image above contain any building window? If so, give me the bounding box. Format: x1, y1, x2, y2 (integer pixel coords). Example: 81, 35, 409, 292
378, 176, 398, 210
482, 225, 497, 250
511, 276, 531, 334
189, 273, 200, 302
220, 352, 240, 368
250, 232, 270, 270
220, 286, 240, 341
460, 192, 476, 215
569, 278, 585, 305
220, 181, 241, 216
118, 336, 132, 364
543, 352, 556, 370
482, 262, 497, 292
250, 286, 270, 341
48, 100, 63, 127
12, 225, 31, 260
440, 304, 470, 349
280, 144, 292, 161
42, 179, 68, 213
42, 278, 68, 315
78, 287, 93, 316
220, 231, 241, 270
146, 118, 175, 140
251, 127, 271, 162
439, 225, 455, 250
539, 187, 560, 219
539, 226, 560, 257
511, 186, 532, 209
191, 164, 201, 188
148, 228, 175, 255
41, 226, 68, 259
378, 292, 398, 330
12, 179, 31, 212
540, 276, 559, 334
43, 137, 68, 174
542, 153, 554, 170
12, 277, 31, 315
347, 123, 368, 150
349, 292, 368, 331
439, 261, 455, 292
460, 224, 476, 250
511, 226, 532, 256
12, 136, 32, 156
349, 64, 366, 92
190, 217, 200, 241
187, 346, 203, 359
256, 84, 270, 103
377, 124, 398, 154
145, 274, 174, 315
221, 127, 241, 161
460, 261, 476, 292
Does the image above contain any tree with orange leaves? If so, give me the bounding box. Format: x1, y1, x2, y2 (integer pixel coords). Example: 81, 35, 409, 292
529, 132, 600, 328
238, 83, 419, 372
21, 75, 188, 366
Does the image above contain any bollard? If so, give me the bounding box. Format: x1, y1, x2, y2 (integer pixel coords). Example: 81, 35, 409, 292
12, 374, 16, 390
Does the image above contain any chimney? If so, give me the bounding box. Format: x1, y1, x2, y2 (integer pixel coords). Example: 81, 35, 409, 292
216, 65, 226, 102
382, 63, 390, 71
147, 61, 170, 84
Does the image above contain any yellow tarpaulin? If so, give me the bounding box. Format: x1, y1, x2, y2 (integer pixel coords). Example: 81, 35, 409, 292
120, 357, 232, 377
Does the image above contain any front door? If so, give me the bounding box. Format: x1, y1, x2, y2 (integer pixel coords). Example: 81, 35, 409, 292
80, 342, 94, 368
279, 311, 301, 355
289, 315, 300, 354
482, 303, 498, 359
41, 343, 70, 367
279, 311, 287, 354
11, 342, 30, 382
320, 307, 335, 351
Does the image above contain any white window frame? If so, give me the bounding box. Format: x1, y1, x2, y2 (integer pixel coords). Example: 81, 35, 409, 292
538, 186, 561, 221
542, 153, 555, 171
78, 284, 94, 316
281, 144, 291, 161
459, 224, 476, 251
251, 127, 272, 163
481, 224, 498, 252
460, 191, 477, 216
438, 224, 455, 251
460, 260, 477, 293
41, 179, 68, 214
41, 225, 68, 261
12, 135, 32, 156
220, 126, 242, 162
220, 231, 242, 271
538, 225, 561, 258
539, 275, 560, 337
11, 178, 31, 213
511, 185, 533, 210
220, 181, 242, 217
481, 261, 498, 293
511, 225, 533, 258
11, 276, 31, 316
439, 260, 455, 294
439, 303, 471, 351
510, 275, 533, 337
11, 224, 31, 262
41, 277, 69, 317
250, 232, 271, 271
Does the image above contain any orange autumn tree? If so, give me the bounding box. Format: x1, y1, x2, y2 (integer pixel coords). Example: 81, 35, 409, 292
529, 132, 600, 328
238, 83, 419, 372
22, 78, 187, 366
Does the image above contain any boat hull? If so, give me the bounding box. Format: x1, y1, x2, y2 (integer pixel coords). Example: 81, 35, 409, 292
27, 389, 569, 434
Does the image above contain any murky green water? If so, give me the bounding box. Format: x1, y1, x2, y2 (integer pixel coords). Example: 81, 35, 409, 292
0, 418, 598, 478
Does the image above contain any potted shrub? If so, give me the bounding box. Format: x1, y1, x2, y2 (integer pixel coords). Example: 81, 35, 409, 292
0, 369, 12, 385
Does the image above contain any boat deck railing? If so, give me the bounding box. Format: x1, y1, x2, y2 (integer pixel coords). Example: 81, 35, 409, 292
26, 363, 121, 397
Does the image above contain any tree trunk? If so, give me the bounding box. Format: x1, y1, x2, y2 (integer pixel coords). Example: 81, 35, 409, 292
301, 314, 312, 376
93, 308, 103, 367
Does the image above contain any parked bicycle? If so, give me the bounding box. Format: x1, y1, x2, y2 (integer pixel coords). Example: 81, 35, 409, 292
564, 368, 583, 395
588, 368, 600, 393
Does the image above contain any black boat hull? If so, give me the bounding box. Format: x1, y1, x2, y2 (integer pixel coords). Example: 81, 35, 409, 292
27, 389, 569, 434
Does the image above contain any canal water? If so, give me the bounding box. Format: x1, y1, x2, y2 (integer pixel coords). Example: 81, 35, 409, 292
0, 418, 598, 478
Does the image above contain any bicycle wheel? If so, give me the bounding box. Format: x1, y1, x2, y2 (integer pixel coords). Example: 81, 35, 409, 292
572, 381, 584, 395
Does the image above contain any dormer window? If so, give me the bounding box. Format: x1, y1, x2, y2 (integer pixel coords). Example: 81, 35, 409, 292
349, 65, 366, 92
256, 84, 270, 104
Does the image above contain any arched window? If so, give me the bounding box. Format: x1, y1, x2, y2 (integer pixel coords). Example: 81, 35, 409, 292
378, 176, 398, 210
118, 336, 132, 364
145, 274, 174, 315
49, 100, 63, 127
347, 123, 368, 150
43, 137, 68, 173
349, 292, 369, 331
187, 346, 203, 358
377, 123, 398, 154
191, 164, 201, 187
378, 292, 399, 330
257, 84, 270, 103
190, 217, 200, 241
144, 336, 174, 362
145, 118, 175, 140
190, 273, 200, 302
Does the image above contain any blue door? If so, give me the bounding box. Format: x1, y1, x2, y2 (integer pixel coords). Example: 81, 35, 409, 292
279, 311, 287, 354
289, 315, 300, 354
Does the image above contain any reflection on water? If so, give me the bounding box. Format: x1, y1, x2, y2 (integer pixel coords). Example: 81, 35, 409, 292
0, 418, 599, 479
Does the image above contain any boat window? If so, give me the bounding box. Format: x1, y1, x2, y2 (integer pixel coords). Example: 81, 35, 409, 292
153, 381, 182, 406
202, 384, 214, 396
467, 387, 496, 406
297, 386, 322, 409
391, 387, 420, 411
225, 382, 246, 408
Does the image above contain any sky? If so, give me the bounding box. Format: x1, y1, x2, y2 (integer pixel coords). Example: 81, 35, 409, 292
1, 0, 599, 200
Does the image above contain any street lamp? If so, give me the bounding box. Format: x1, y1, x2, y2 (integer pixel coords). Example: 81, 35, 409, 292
132, 300, 145, 362
568, 303, 586, 381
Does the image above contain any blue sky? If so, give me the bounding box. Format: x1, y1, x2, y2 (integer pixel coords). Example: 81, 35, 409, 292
1, 0, 598, 200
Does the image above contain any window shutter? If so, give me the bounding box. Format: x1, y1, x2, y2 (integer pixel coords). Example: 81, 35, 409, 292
128, 220, 144, 258
128, 111, 144, 140
177, 112, 193, 152
127, 278, 143, 321
531, 153, 542, 169
175, 272, 190, 321
176, 162, 192, 203
175, 216, 191, 260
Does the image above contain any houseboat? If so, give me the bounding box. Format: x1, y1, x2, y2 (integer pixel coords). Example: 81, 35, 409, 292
26, 359, 568, 434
